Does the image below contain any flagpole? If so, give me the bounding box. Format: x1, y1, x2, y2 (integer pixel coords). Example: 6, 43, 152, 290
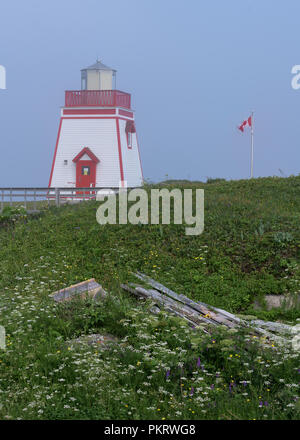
250, 111, 254, 178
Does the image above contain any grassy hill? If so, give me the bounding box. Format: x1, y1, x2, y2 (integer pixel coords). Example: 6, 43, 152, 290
0, 176, 299, 420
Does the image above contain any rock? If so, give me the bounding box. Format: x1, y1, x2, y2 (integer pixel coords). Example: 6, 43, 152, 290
253, 294, 300, 310
149, 306, 161, 315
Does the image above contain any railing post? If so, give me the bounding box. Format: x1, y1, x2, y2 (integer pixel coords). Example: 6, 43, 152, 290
47, 189, 50, 208
34, 189, 37, 211
10, 188, 12, 207
55, 188, 60, 207
1, 190, 3, 213
24, 189, 27, 210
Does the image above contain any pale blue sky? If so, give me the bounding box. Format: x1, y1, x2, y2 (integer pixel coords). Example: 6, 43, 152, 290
0, 0, 300, 185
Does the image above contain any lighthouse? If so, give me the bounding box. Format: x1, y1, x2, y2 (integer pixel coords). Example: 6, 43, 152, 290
48, 60, 143, 191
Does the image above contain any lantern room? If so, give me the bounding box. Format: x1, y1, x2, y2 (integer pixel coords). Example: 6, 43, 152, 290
81, 59, 116, 91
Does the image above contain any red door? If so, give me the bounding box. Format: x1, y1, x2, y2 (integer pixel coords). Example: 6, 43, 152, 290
76, 160, 96, 195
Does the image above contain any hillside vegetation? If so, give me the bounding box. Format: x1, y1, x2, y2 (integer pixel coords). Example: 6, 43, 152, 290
0, 176, 299, 419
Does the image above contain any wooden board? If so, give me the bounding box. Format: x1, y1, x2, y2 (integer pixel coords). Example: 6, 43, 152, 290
49, 278, 102, 302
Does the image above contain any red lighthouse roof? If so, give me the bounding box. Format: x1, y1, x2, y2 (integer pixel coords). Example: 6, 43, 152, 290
81, 59, 116, 72
72, 147, 100, 163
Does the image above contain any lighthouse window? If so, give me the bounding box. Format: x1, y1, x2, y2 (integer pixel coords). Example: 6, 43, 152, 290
81, 166, 90, 176
125, 120, 135, 149
81, 71, 87, 90
127, 132, 132, 149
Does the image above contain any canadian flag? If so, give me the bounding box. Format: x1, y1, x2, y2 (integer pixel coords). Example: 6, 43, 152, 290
238, 116, 252, 132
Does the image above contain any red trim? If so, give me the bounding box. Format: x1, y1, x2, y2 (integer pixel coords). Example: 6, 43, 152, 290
48, 118, 63, 187
63, 108, 116, 115
65, 90, 131, 109
116, 118, 124, 183
73, 147, 100, 163
125, 120, 136, 133
61, 116, 131, 120
119, 109, 133, 118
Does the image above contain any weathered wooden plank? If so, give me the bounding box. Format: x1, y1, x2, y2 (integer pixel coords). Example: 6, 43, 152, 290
49, 278, 103, 302
135, 286, 217, 327
133, 273, 292, 343
135, 272, 236, 328
120, 284, 148, 299
163, 306, 209, 333
246, 323, 287, 343
250, 320, 293, 334
122, 282, 289, 343
120, 285, 207, 332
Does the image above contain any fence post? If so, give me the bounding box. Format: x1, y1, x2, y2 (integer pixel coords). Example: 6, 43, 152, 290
1, 190, 3, 213
33, 189, 37, 211
55, 188, 60, 207
24, 189, 27, 210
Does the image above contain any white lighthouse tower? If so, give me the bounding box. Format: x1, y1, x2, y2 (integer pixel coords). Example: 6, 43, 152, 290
48, 60, 143, 190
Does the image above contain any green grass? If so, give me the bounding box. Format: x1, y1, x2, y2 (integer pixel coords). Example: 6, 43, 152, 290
0, 175, 299, 420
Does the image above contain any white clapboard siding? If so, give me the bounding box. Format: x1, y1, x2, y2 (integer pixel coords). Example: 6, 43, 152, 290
119, 119, 143, 187
50, 115, 143, 189
51, 118, 121, 187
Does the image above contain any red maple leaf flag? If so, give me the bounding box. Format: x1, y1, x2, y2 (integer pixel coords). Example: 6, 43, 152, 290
237, 112, 254, 178
238, 115, 252, 132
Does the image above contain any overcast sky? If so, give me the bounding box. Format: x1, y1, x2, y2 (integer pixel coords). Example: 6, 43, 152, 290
1, 0, 300, 185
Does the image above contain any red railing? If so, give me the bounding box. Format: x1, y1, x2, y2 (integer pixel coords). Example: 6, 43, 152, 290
65, 90, 131, 109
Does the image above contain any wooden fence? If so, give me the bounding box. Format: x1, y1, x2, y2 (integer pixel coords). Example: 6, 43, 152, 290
0, 187, 116, 213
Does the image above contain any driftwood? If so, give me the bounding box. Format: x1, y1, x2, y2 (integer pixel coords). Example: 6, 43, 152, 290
50, 278, 107, 302
249, 319, 293, 335
135, 272, 236, 328
120, 273, 291, 344
121, 283, 209, 332
122, 284, 207, 325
